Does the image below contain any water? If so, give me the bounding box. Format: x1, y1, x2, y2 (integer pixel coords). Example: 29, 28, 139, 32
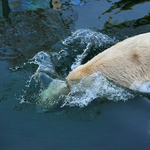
62, 29, 116, 69
30, 29, 136, 110
0, 0, 150, 150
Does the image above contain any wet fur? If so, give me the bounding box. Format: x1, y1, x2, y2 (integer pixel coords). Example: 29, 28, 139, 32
66, 32, 150, 89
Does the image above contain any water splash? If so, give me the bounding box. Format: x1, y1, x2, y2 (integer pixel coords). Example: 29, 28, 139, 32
63, 29, 115, 46
35, 72, 136, 110
63, 29, 115, 69
62, 72, 136, 108
31, 29, 137, 110
15, 29, 147, 111
18, 74, 38, 104
131, 80, 150, 94
32, 51, 56, 76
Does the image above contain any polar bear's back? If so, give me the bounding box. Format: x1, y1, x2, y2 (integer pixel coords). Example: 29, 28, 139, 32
66, 32, 150, 89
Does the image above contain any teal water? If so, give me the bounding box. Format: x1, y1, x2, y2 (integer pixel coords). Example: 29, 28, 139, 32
0, 0, 150, 149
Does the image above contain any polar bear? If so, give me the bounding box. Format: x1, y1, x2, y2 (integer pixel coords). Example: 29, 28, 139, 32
37, 32, 150, 109
66, 32, 150, 89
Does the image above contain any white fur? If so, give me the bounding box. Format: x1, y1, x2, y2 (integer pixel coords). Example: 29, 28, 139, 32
66, 32, 150, 89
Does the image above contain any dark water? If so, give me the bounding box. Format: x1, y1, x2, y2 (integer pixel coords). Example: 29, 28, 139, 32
0, 0, 150, 149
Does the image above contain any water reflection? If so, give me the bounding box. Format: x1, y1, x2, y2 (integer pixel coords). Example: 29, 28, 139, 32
102, 15, 150, 31
9, 0, 50, 11
50, 0, 62, 11
7, 0, 110, 12
0, 8, 71, 64
99, 0, 150, 33
1, 0, 11, 21
102, 0, 150, 14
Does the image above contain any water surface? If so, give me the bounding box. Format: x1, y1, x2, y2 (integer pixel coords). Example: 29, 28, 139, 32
0, 0, 150, 149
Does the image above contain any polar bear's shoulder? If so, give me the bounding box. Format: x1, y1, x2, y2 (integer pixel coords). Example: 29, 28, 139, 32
66, 32, 150, 89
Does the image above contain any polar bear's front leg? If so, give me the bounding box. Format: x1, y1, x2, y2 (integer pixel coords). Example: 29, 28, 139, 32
37, 79, 70, 109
